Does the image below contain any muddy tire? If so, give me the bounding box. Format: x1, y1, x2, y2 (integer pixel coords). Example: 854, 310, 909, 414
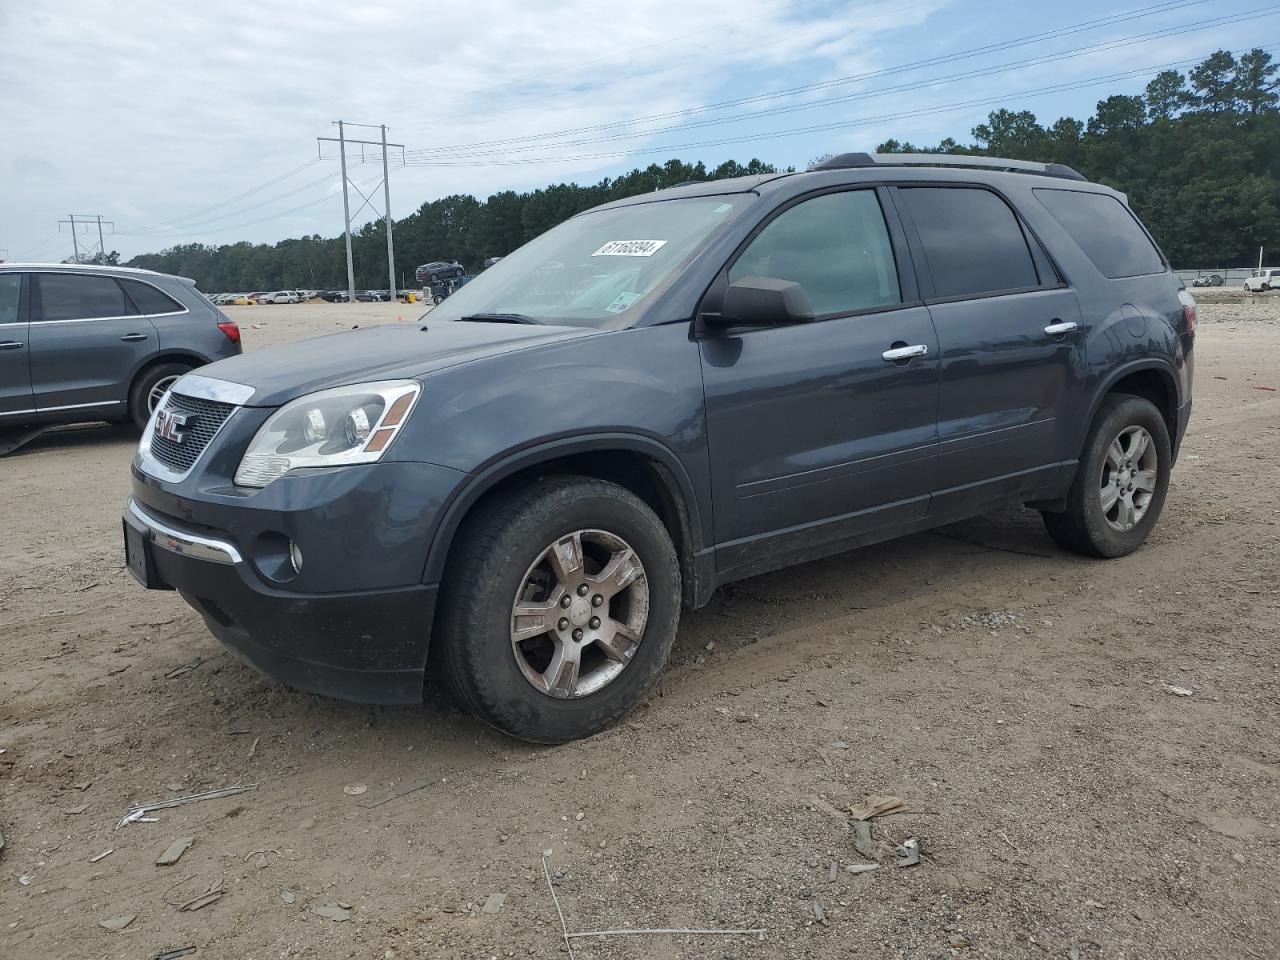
435, 476, 680, 743
1042, 394, 1171, 558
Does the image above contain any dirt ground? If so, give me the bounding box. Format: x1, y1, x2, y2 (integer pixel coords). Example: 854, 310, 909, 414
1, 297, 1278, 960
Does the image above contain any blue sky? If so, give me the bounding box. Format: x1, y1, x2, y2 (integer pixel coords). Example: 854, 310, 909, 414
1, 0, 1274, 262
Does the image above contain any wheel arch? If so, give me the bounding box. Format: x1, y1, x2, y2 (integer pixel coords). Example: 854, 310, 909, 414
1083, 359, 1181, 456
422, 433, 708, 608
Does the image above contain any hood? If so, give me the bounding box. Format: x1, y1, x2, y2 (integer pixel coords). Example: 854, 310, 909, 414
194, 320, 596, 407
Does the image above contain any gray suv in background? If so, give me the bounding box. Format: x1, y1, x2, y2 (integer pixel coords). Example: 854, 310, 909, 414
123, 153, 1194, 744
0, 263, 242, 430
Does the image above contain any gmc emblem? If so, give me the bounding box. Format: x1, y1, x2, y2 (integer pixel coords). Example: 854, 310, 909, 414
155, 409, 192, 443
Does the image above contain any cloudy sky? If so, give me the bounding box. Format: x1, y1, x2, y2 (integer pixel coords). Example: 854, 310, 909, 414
0, 0, 1271, 262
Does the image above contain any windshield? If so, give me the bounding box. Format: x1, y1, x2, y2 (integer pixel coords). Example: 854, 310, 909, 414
429, 195, 751, 328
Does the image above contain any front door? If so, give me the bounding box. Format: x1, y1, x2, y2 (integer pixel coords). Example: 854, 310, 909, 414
0, 273, 33, 418
28, 271, 159, 416
893, 185, 1086, 514
698, 187, 940, 573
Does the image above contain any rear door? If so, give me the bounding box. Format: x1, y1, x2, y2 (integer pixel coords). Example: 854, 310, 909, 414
893, 184, 1085, 515
0, 273, 33, 417
699, 186, 940, 572
28, 272, 160, 415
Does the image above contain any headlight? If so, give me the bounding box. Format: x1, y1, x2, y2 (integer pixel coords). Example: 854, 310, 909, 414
234, 380, 420, 488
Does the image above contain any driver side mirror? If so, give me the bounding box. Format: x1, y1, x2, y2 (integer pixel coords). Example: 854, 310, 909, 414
710, 276, 815, 327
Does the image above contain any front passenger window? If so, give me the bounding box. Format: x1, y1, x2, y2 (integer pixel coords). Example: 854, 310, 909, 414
729, 190, 901, 317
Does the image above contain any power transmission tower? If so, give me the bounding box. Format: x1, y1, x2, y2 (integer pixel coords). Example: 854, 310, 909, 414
58, 214, 115, 263
317, 122, 404, 302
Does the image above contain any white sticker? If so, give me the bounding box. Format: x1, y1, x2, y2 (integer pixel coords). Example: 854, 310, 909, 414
591, 240, 668, 257
605, 292, 641, 314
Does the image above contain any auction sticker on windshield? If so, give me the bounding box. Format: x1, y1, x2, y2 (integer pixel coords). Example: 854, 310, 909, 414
591, 240, 668, 257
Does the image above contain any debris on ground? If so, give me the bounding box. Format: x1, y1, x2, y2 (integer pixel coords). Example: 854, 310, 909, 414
1164, 684, 1195, 696
280, 891, 296, 904
895, 838, 921, 868
98, 914, 136, 931
156, 837, 194, 866
343, 784, 368, 796
164, 658, 203, 679
849, 795, 906, 821
311, 904, 353, 922
118, 785, 256, 828
89, 849, 113, 863
18, 874, 31, 885
152, 948, 198, 960
853, 820, 877, 859
827, 861, 838, 882
812, 900, 828, 925
482, 892, 506, 914
0, 826, 5, 857
845, 864, 879, 875
949, 931, 971, 947
62, 803, 89, 816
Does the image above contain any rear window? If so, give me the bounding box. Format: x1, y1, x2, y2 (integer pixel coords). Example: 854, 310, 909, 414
1034, 189, 1165, 279
37, 273, 133, 321
121, 278, 184, 315
900, 187, 1039, 299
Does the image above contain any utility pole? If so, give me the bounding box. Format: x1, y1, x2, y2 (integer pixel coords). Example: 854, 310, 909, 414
337, 121, 356, 304
318, 122, 403, 303
58, 214, 114, 263
381, 124, 395, 299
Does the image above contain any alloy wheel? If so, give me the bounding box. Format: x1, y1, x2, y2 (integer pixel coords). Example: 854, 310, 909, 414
148, 375, 181, 413
510, 529, 649, 699
1099, 425, 1158, 532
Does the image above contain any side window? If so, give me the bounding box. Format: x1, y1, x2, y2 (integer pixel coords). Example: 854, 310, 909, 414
36, 273, 132, 322
729, 190, 901, 316
0, 275, 21, 324
121, 278, 183, 315
1034, 189, 1165, 279
901, 187, 1039, 299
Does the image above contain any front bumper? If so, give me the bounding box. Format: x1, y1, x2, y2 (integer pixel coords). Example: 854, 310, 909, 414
125, 452, 466, 704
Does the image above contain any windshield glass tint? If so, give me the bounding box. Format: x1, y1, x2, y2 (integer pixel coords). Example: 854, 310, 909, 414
430, 195, 749, 328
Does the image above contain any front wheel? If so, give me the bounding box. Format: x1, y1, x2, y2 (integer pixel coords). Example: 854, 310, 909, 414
435, 476, 680, 743
1042, 394, 1171, 558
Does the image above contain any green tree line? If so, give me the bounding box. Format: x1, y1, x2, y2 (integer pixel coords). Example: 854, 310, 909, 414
127, 49, 1278, 289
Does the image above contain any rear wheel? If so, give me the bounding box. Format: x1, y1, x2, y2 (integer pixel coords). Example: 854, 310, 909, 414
128, 362, 192, 429
1042, 394, 1171, 558
435, 476, 680, 743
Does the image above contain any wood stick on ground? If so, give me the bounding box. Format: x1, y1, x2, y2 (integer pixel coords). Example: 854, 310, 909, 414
567, 928, 767, 939
541, 856, 576, 960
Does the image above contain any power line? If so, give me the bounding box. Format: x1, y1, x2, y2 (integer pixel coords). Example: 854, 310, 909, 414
401, 6, 1277, 162
399, 0, 1214, 158
399, 44, 1278, 168
143, 158, 321, 230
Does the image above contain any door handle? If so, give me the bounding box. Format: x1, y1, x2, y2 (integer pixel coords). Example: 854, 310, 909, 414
0, 340, 24, 350
120, 333, 149, 342
882, 344, 928, 362
1044, 321, 1079, 336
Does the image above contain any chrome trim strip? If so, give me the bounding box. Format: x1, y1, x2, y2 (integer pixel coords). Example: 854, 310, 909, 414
28, 309, 188, 325
135, 390, 240, 483
128, 498, 242, 564
0, 400, 123, 416
173, 374, 255, 405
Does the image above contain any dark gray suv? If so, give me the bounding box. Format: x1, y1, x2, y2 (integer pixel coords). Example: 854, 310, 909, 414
122, 154, 1195, 743
0, 264, 241, 430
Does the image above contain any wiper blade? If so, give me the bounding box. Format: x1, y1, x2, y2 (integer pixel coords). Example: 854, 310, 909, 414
459, 312, 541, 325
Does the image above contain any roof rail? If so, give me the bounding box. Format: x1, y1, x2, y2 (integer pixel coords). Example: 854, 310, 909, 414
811, 152, 1087, 182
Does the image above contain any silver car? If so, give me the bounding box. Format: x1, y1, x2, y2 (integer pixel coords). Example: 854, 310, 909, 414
0, 263, 242, 429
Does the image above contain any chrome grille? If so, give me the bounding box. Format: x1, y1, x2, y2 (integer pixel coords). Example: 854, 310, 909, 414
148, 392, 237, 473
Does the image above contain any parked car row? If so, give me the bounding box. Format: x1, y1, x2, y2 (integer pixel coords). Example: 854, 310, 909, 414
207, 289, 398, 305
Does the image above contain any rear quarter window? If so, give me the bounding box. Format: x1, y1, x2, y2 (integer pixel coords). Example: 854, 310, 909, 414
121, 278, 184, 315
1034, 189, 1165, 279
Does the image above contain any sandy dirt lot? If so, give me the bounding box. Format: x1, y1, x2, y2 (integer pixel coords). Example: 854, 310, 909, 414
1, 298, 1278, 959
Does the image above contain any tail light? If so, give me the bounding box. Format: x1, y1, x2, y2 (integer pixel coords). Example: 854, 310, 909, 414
217, 320, 241, 344
1178, 289, 1196, 333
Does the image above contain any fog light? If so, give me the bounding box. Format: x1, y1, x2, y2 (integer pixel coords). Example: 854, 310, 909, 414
289, 541, 304, 575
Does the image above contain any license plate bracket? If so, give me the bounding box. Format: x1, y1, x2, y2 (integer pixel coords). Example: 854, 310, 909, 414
123, 516, 169, 590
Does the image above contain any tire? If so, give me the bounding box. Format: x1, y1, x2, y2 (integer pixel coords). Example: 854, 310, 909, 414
435, 475, 681, 743
128, 361, 193, 429
1041, 394, 1171, 558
